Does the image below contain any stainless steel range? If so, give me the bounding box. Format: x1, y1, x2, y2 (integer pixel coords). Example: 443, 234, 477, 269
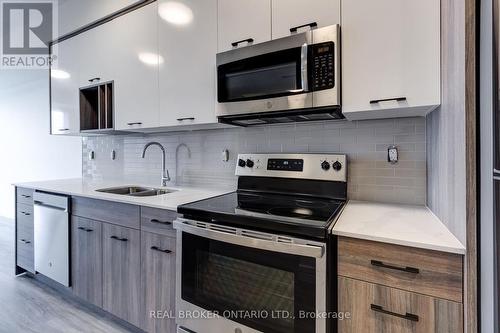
174, 153, 347, 333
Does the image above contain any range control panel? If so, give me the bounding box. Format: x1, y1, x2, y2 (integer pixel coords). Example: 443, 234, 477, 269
236, 153, 347, 182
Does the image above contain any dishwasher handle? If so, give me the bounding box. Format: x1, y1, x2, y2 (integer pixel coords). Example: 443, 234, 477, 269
33, 192, 70, 212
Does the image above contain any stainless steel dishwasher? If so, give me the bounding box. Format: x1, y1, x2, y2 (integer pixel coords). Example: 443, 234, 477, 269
33, 192, 70, 287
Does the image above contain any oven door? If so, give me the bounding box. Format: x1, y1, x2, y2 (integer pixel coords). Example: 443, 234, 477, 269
174, 218, 327, 333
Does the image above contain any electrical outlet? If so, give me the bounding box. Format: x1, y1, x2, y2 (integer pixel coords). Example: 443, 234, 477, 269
388, 146, 398, 164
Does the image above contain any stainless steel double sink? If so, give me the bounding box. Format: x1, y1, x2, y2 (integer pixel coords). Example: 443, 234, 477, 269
96, 186, 176, 197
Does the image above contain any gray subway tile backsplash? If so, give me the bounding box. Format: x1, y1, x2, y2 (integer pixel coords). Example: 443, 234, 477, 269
82, 117, 427, 205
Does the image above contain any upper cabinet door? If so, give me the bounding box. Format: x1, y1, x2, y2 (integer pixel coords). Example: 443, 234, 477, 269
218, 0, 272, 53
342, 0, 440, 120
50, 37, 81, 135
159, 0, 218, 127
111, 3, 160, 130
271, 0, 340, 40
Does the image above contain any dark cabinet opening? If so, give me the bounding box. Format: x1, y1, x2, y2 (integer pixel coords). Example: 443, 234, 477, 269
80, 81, 114, 132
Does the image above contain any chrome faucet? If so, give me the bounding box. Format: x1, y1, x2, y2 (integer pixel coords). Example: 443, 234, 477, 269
142, 142, 171, 186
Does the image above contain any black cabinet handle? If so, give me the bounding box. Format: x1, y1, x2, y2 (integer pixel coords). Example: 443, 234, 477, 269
290, 22, 318, 33
21, 195, 31, 198
110, 235, 128, 242
20, 211, 31, 216
232, 38, 254, 47
177, 117, 195, 122
88, 77, 101, 83
370, 97, 407, 104
150, 219, 172, 225
20, 239, 31, 244
78, 227, 94, 233
127, 122, 143, 126
151, 246, 172, 254
58, 128, 70, 132
371, 260, 420, 274
370, 304, 419, 322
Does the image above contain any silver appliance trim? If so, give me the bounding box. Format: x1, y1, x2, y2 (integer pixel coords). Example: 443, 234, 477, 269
173, 218, 325, 258
300, 43, 309, 92
216, 24, 340, 118
175, 218, 327, 333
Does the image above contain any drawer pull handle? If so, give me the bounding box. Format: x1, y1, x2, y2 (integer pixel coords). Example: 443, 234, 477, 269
20, 239, 31, 244
370, 304, 419, 322
151, 246, 172, 254
150, 219, 172, 225
232, 38, 254, 48
370, 97, 407, 104
290, 22, 318, 33
127, 122, 143, 126
110, 236, 128, 242
78, 227, 93, 233
177, 117, 195, 122
370, 260, 420, 274
20, 212, 31, 216
21, 195, 31, 198
88, 77, 101, 83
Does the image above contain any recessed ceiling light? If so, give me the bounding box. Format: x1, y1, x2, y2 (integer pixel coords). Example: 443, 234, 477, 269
158, 2, 193, 26
51, 69, 70, 79
138, 52, 165, 66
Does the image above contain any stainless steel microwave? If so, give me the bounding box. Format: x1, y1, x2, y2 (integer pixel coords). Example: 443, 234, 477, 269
216, 24, 341, 126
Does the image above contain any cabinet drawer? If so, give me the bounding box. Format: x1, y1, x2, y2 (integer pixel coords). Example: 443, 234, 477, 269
72, 196, 140, 229
141, 207, 178, 237
338, 277, 463, 333
17, 238, 34, 273
17, 187, 34, 205
17, 204, 34, 240
338, 237, 463, 302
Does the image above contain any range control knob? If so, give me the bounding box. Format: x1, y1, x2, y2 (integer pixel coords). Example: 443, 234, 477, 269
238, 159, 246, 168
332, 161, 342, 171
321, 161, 331, 171
246, 159, 255, 168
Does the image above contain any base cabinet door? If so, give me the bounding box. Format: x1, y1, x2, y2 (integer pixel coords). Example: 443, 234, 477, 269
338, 277, 463, 333
103, 223, 141, 327
71, 216, 103, 307
141, 232, 176, 333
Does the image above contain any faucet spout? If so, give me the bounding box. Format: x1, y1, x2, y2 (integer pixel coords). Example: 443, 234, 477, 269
141, 142, 171, 186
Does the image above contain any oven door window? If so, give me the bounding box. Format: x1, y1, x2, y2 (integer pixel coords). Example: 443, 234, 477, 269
182, 232, 316, 333
218, 47, 304, 103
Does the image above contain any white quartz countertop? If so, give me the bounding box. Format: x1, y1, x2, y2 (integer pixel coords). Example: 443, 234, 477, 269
332, 200, 466, 255
14, 178, 234, 211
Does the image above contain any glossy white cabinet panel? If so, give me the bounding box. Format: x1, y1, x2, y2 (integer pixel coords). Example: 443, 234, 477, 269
159, 0, 218, 127
111, 2, 160, 130
217, 0, 272, 52
50, 37, 81, 135
271, 0, 340, 39
342, 0, 440, 120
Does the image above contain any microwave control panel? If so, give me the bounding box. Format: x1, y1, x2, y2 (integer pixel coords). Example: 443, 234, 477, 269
311, 42, 335, 91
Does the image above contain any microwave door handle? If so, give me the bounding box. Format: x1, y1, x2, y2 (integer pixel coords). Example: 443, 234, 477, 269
174, 218, 324, 258
301, 43, 309, 92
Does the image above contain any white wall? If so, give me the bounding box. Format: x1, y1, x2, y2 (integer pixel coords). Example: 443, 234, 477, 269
0, 70, 81, 219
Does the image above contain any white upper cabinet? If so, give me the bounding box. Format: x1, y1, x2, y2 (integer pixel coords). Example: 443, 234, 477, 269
159, 0, 218, 127
271, 0, 340, 39
218, 0, 272, 52
110, 2, 160, 130
50, 37, 81, 135
341, 0, 440, 120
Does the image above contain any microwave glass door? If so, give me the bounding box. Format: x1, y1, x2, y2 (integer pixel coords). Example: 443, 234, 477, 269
181, 232, 316, 333
218, 47, 305, 103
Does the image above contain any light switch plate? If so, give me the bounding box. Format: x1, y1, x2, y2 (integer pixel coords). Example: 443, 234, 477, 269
388, 146, 398, 164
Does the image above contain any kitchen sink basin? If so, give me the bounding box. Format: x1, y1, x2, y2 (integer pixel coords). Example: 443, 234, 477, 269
96, 186, 175, 197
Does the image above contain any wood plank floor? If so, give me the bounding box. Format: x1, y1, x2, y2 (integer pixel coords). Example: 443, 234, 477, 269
0, 217, 135, 333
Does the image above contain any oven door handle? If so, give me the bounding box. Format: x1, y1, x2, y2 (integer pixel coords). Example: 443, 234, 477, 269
300, 43, 309, 92
174, 219, 325, 258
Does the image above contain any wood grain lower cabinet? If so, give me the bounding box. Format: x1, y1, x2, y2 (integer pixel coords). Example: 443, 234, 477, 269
338, 277, 463, 333
141, 231, 176, 333
71, 216, 103, 307
102, 223, 141, 327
